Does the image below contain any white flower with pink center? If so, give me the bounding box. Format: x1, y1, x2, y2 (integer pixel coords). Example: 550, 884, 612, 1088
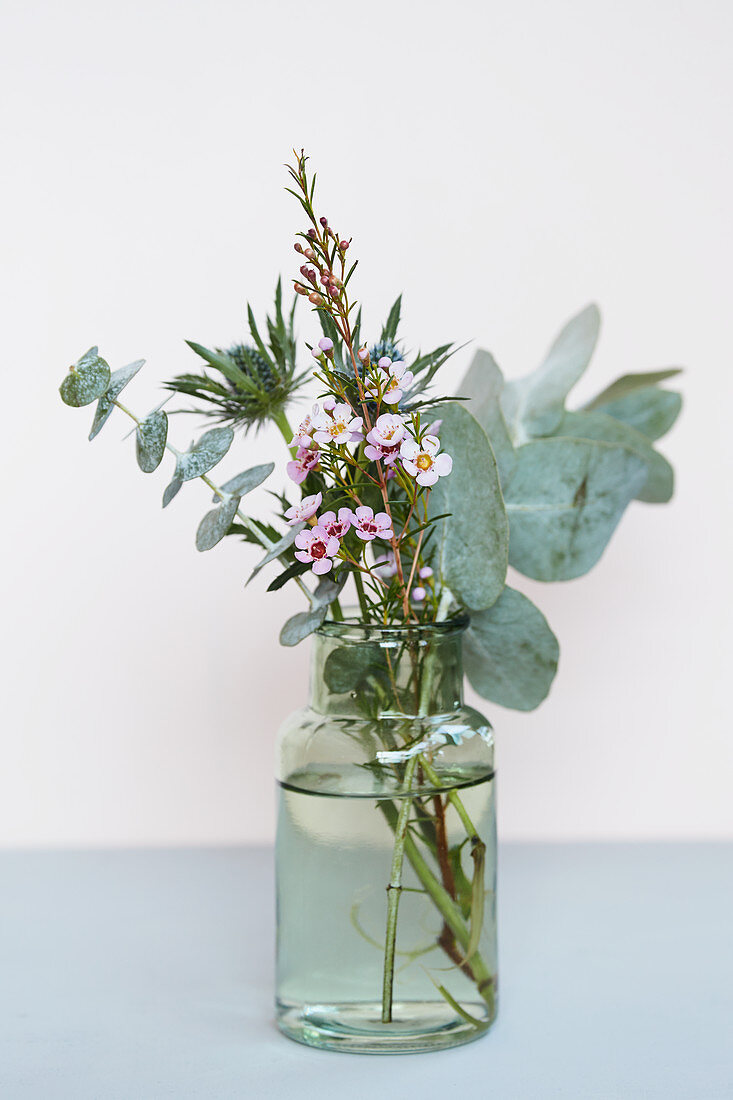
294, 525, 340, 575
365, 413, 408, 465
284, 491, 322, 525
290, 412, 314, 448
312, 401, 364, 445
400, 434, 453, 487
317, 508, 352, 539
351, 506, 394, 542
286, 446, 320, 485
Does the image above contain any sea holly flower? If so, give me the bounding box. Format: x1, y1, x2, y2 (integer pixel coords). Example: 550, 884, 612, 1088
365, 413, 409, 465
287, 446, 320, 485
285, 491, 322, 525
400, 434, 453, 487
312, 402, 364, 445
318, 508, 352, 539
294, 525, 340, 575
351, 506, 394, 542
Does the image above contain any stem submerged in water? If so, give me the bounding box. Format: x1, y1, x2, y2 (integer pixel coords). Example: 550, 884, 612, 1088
381, 755, 418, 1022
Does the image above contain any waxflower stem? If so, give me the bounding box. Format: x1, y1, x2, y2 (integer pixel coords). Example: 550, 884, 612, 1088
381, 754, 418, 1022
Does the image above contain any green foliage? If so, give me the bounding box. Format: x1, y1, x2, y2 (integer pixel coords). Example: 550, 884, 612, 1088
135, 411, 168, 473
280, 606, 329, 647
173, 426, 234, 482
428, 402, 508, 610
89, 360, 144, 440
165, 282, 309, 431
59, 348, 111, 408
248, 523, 304, 584
583, 368, 681, 410
501, 304, 601, 441
216, 463, 275, 499
554, 411, 673, 504
196, 495, 241, 551
464, 588, 559, 710
455, 349, 516, 484
586, 384, 682, 441
162, 477, 183, 507
503, 437, 648, 581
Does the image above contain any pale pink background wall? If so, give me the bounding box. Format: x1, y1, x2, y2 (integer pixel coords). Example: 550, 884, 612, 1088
1, 0, 731, 845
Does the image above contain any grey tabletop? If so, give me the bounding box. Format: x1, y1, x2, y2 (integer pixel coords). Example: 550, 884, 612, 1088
1, 844, 731, 1099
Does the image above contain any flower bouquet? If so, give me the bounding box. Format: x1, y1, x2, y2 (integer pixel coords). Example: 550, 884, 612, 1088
58, 151, 681, 1053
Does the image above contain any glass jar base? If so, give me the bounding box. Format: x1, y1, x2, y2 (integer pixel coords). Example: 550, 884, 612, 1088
276, 999, 495, 1054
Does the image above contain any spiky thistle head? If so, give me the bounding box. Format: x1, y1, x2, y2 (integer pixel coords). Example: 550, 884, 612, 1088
164, 282, 310, 432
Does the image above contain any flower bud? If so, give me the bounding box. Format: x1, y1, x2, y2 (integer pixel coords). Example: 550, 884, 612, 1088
358, 347, 370, 363
309, 292, 324, 305
418, 566, 434, 580
307, 228, 316, 240
378, 356, 392, 370
411, 586, 427, 602
318, 338, 334, 352
320, 273, 330, 286
311, 347, 322, 360
304, 248, 316, 261
339, 240, 349, 251
294, 283, 309, 295
294, 242, 304, 254
319, 216, 328, 228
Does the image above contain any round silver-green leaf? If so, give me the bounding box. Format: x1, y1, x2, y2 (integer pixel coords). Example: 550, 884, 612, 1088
89, 359, 144, 440
556, 411, 673, 504
59, 348, 111, 408
195, 495, 240, 551
175, 427, 234, 482
464, 587, 559, 711
280, 606, 328, 647
213, 462, 275, 501
136, 411, 168, 473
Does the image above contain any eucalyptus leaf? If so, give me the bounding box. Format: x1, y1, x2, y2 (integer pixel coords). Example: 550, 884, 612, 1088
556, 411, 674, 504
583, 368, 682, 409
247, 523, 304, 584
59, 348, 111, 408
212, 462, 275, 501
312, 570, 347, 609
428, 402, 508, 611
588, 387, 682, 442
464, 587, 559, 710
323, 645, 380, 694
501, 304, 601, 442
504, 437, 648, 580
195, 495, 240, 551
456, 349, 516, 485
174, 426, 234, 481
280, 606, 328, 647
162, 477, 182, 508
135, 411, 168, 473
89, 360, 144, 440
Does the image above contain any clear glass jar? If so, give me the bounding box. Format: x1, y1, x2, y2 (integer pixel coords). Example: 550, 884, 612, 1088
275, 615, 497, 1054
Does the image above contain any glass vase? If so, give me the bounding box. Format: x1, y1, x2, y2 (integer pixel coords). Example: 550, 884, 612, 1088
275, 615, 497, 1054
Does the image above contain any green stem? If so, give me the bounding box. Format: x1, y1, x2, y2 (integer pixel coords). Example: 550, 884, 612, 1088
272, 408, 295, 451
381, 755, 418, 1022
353, 571, 370, 621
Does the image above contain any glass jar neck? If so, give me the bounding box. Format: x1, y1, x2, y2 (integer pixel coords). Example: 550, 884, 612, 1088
309, 618, 468, 718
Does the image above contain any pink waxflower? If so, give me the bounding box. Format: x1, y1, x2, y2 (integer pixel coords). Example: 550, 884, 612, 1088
400, 434, 453, 487
286, 446, 320, 485
365, 413, 409, 465
411, 586, 427, 602
290, 405, 319, 448
312, 401, 364, 445
351, 506, 394, 542
294, 525, 340, 575
317, 508, 352, 539
366, 358, 415, 406
285, 492, 322, 525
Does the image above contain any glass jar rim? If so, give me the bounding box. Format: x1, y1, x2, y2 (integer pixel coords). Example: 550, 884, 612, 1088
317, 612, 470, 643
